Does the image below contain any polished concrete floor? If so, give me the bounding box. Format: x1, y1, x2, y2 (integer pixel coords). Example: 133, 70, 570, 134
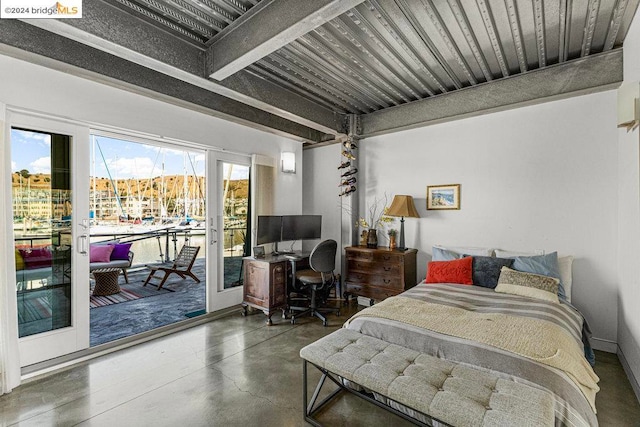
1, 303, 639, 426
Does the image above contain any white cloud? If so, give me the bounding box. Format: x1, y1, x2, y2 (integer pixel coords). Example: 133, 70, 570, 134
14, 130, 50, 146
223, 163, 249, 180
30, 157, 51, 173
105, 157, 156, 179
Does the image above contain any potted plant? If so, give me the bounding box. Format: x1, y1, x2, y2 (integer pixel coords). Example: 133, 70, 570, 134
357, 195, 395, 248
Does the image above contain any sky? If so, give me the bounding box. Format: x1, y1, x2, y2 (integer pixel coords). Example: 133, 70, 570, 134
11, 130, 249, 180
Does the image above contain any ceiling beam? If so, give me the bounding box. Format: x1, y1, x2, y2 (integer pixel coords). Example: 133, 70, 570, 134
17, 0, 345, 137
360, 49, 623, 138
206, 0, 365, 81
0, 20, 332, 144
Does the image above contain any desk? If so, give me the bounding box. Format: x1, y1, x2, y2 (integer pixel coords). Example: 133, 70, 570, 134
242, 253, 309, 325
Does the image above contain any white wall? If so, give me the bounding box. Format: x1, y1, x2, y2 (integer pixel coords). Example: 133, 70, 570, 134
617, 4, 640, 396
302, 144, 342, 256
306, 90, 620, 348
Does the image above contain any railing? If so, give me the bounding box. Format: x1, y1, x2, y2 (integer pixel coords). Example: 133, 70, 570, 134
15, 225, 247, 267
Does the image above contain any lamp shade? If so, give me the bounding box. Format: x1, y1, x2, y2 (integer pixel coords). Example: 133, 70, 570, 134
386, 195, 420, 218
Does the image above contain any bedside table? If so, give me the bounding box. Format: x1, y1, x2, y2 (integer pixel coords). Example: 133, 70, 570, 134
344, 246, 418, 303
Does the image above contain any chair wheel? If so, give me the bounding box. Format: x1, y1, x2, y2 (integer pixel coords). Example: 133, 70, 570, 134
323, 321, 328, 327
291, 318, 296, 325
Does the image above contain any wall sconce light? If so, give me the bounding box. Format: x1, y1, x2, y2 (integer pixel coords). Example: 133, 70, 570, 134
281, 151, 296, 173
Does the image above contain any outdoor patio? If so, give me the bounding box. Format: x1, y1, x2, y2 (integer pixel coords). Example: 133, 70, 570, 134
89, 257, 243, 346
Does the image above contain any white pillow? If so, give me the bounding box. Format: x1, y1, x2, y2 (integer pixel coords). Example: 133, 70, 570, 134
557, 256, 574, 303
435, 245, 494, 257
494, 249, 534, 257
494, 249, 574, 302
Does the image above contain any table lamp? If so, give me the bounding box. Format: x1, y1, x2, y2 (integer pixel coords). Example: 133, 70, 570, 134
386, 195, 420, 251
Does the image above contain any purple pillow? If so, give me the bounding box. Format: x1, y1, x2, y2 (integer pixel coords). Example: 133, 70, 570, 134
90, 244, 114, 263
19, 247, 52, 269
109, 243, 132, 261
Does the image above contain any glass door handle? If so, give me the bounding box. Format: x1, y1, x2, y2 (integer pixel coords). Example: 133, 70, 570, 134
210, 219, 217, 244
77, 234, 88, 255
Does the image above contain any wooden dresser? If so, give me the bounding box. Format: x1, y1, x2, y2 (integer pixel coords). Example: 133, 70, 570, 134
242, 256, 288, 325
242, 254, 309, 325
344, 246, 418, 302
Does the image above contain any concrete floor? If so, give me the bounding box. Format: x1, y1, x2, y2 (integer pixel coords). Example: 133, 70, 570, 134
1, 303, 639, 426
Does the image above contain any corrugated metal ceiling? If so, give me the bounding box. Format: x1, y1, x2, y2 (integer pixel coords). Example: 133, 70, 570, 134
110, 0, 638, 116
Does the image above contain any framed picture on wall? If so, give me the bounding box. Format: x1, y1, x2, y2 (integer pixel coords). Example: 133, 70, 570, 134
427, 184, 461, 210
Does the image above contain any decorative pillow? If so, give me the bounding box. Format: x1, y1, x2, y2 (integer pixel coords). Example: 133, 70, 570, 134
558, 256, 574, 302
426, 257, 473, 285
496, 251, 566, 300
19, 247, 52, 269
495, 267, 560, 303
494, 249, 535, 258
434, 245, 493, 257
15, 249, 25, 271
432, 246, 461, 261
109, 243, 132, 261
465, 255, 514, 289
90, 244, 114, 263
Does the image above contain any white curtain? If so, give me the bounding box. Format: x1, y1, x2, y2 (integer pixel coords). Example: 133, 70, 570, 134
0, 104, 22, 394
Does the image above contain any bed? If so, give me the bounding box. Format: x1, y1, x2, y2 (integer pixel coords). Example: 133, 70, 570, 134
301, 248, 599, 426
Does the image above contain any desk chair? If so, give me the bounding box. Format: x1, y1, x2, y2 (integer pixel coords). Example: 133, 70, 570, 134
289, 239, 340, 326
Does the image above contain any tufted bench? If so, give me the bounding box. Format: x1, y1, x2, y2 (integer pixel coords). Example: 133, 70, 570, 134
300, 329, 555, 427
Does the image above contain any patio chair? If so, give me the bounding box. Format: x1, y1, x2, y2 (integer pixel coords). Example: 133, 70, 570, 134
143, 245, 201, 290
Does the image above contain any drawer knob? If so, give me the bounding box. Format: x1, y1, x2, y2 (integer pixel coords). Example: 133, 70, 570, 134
383, 266, 391, 272
383, 279, 391, 284
383, 256, 391, 261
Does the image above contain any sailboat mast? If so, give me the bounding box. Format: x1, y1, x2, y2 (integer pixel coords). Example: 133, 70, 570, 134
183, 153, 188, 221
91, 135, 96, 221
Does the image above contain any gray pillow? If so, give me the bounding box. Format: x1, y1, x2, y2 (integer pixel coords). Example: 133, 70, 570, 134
465, 255, 514, 289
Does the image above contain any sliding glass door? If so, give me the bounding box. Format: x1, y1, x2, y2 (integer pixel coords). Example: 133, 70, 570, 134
208, 152, 251, 312
10, 114, 90, 366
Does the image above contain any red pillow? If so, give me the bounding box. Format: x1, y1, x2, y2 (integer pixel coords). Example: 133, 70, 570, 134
426, 257, 473, 285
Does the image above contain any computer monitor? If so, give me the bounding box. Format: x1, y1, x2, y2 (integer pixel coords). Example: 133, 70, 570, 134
256, 215, 282, 245
281, 215, 322, 241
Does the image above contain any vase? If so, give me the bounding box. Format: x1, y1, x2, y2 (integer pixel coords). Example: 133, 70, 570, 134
366, 229, 378, 248
389, 235, 397, 250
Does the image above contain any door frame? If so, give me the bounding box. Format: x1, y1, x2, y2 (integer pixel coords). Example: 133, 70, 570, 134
207, 151, 251, 312
7, 111, 91, 367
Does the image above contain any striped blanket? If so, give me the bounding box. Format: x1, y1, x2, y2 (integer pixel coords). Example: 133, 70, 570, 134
345, 283, 598, 427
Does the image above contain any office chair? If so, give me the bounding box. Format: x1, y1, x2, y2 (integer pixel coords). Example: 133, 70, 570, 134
289, 239, 340, 326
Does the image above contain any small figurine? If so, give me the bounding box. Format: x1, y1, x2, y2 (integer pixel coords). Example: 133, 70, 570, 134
360, 230, 368, 246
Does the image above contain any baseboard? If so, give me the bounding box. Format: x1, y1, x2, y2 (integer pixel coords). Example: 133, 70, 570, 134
591, 337, 618, 353
618, 346, 640, 403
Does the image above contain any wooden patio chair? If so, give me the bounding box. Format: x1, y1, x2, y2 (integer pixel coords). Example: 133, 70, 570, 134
143, 245, 201, 290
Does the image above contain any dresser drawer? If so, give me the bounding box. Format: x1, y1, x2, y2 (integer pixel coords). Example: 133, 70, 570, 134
346, 283, 402, 300
373, 252, 404, 265
346, 272, 403, 289
347, 259, 401, 276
